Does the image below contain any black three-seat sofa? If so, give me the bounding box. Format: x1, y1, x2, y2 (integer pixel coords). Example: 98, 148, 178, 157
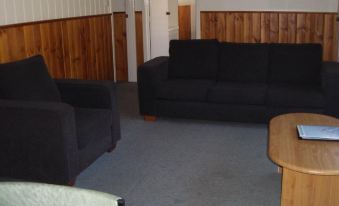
138, 40, 339, 123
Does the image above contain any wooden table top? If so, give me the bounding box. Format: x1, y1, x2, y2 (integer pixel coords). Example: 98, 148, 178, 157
268, 113, 339, 175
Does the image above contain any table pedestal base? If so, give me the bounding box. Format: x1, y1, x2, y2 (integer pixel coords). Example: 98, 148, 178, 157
281, 168, 339, 206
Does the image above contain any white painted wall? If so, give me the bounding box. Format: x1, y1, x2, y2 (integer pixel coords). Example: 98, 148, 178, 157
196, 0, 339, 38
168, 0, 179, 40
125, 0, 138, 82
196, 0, 338, 12
0, 0, 112, 26
111, 0, 125, 12
135, 0, 144, 11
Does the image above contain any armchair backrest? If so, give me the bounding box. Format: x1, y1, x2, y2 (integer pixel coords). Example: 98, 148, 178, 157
0, 55, 61, 102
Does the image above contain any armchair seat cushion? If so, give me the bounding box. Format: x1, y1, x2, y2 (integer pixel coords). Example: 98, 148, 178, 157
156, 79, 215, 101
75, 108, 112, 150
207, 83, 267, 105
267, 84, 325, 108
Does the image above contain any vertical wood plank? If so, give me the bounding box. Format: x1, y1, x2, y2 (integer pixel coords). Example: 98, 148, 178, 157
243, 13, 252, 43
113, 12, 128, 81
261, 13, 270, 43
287, 13, 297, 43
234, 13, 244, 42
215, 12, 226, 42
200, 12, 216, 39
323, 14, 336, 61
296, 13, 307, 43
252, 13, 261, 43
226, 13, 235, 42
313, 14, 324, 44
279, 13, 288, 43
135, 11, 144, 67
269, 13, 279, 42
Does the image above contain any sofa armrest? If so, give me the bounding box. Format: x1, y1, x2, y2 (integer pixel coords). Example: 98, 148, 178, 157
55, 79, 121, 143
0, 99, 79, 184
137, 56, 169, 115
322, 61, 339, 117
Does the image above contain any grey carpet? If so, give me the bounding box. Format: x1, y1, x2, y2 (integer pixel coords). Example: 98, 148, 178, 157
76, 83, 281, 206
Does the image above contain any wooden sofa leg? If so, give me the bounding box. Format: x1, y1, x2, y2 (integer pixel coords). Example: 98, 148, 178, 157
107, 143, 117, 153
144, 115, 156, 122
68, 178, 76, 186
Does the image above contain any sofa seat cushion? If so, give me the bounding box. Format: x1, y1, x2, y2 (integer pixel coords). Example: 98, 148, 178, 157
269, 44, 322, 85
207, 82, 267, 105
0, 55, 61, 102
75, 108, 112, 150
267, 84, 325, 108
156, 79, 215, 101
168, 40, 219, 79
218, 43, 269, 83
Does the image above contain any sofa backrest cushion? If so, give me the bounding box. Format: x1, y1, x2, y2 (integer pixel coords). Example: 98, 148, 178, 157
168, 39, 219, 79
218, 43, 270, 83
269, 44, 322, 85
0, 55, 61, 102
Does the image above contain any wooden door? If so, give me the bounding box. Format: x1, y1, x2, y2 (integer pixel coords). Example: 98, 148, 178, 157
135, 11, 144, 67
178, 5, 191, 40
113, 12, 128, 81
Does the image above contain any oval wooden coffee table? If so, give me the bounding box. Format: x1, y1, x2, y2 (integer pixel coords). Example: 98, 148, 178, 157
268, 113, 339, 206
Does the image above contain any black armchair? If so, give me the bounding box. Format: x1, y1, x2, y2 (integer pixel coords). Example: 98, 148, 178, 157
0, 55, 121, 185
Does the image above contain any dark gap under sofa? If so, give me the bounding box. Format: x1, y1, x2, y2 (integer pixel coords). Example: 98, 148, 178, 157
138, 40, 339, 123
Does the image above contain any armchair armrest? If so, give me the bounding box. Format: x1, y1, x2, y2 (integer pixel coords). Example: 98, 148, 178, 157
55, 79, 121, 143
322, 61, 339, 117
0, 99, 79, 184
55, 79, 116, 109
137, 56, 169, 115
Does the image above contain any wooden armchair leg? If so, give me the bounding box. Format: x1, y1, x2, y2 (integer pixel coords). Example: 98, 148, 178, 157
68, 178, 76, 186
107, 143, 117, 153
144, 115, 156, 122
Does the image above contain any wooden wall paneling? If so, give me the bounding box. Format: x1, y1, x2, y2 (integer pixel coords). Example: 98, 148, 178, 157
287, 13, 297, 43
88, 17, 99, 80
323, 14, 336, 61
23, 24, 42, 57
178, 5, 192, 40
113, 12, 128, 81
314, 14, 324, 44
269, 13, 279, 42
40, 21, 65, 78
243, 13, 253, 43
0, 27, 26, 62
135, 11, 144, 67
261, 13, 271, 43
200, 11, 337, 61
234, 13, 244, 42
252, 13, 261, 43
0, 14, 114, 80
95, 17, 105, 80
215, 12, 226, 42
105, 15, 114, 80
296, 13, 307, 43
226, 13, 235, 42
200, 12, 216, 39
0, 28, 11, 62
279, 13, 289, 43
